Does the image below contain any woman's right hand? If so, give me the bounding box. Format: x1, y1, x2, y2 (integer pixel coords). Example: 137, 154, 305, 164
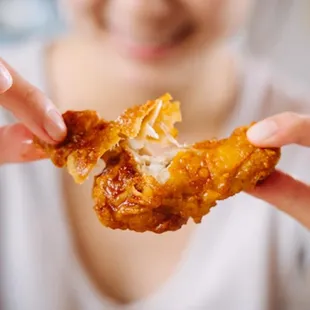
0, 58, 67, 164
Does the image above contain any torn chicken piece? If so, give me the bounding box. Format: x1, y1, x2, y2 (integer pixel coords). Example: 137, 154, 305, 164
34, 111, 120, 183
35, 94, 281, 233
116, 93, 182, 149
93, 126, 280, 233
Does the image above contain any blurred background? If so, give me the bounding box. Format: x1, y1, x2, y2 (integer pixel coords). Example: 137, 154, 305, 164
0, 0, 62, 44
0, 0, 309, 86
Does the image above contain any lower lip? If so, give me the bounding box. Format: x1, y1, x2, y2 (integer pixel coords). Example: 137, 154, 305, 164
110, 35, 179, 61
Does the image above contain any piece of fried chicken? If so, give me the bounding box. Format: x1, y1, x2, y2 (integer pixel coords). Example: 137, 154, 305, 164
35, 94, 281, 233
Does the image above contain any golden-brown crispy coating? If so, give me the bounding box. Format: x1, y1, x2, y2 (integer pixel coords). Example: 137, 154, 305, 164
35, 94, 281, 233
116, 93, 182, 145
34, 111, 120, 183
93, 126, 280, 233
93, 147, 188, 233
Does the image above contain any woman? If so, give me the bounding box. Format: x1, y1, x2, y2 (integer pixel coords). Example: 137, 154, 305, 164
0, 1, 309, 309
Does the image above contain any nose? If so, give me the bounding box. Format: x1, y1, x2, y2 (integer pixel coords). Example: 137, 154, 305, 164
107, 0, 186, 38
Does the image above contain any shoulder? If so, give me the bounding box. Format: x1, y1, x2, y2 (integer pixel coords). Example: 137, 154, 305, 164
239, 55, 310, 118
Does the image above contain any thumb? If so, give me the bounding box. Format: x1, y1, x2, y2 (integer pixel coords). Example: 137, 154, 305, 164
249, 170, 310, 229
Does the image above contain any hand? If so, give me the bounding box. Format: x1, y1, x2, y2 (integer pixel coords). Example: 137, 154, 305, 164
0, 58, 66, 164
247, 112, 310, 229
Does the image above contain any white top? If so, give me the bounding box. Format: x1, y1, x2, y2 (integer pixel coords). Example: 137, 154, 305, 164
245, 0, 310, 85
0, 40, 310, 310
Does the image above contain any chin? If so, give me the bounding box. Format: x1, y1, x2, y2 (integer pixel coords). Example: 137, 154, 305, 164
111, 48, 199, 91
118, 61, 180, 91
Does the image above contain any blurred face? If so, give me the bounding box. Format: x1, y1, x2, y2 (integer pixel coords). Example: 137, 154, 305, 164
62, 0, 252, 86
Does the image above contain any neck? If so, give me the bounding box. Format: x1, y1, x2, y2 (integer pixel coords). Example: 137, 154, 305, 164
174, 47, 239, 142
47, 35, 239, 141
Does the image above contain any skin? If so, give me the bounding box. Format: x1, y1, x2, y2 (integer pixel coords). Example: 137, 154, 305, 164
0, 0, 309, 304
247, 113, 310, 229
0, 60, 66, 163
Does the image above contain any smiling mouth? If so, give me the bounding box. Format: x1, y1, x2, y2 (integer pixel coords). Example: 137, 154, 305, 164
109, 23, 195, 60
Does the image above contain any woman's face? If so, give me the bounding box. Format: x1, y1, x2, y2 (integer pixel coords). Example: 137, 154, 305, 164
63, 0, 252, 85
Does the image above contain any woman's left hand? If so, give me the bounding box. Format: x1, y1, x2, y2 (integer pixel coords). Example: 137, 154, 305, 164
247, 112, 310, 229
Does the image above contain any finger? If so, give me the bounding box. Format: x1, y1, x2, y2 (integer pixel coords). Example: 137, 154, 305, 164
249, 170, 310, 229
0, 61, 13, 93
247, 112, 310, 147
0, 123, 47, 164
0, 58, 66, 144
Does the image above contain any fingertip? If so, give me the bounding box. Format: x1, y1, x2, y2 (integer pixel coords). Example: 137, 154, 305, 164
247, 120, 279, 146
44, 109, 67, 143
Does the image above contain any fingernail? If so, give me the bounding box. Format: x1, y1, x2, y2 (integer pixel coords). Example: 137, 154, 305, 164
247, 120, 278, 142
0, 63, 12, 91
44, 109, 67, 142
